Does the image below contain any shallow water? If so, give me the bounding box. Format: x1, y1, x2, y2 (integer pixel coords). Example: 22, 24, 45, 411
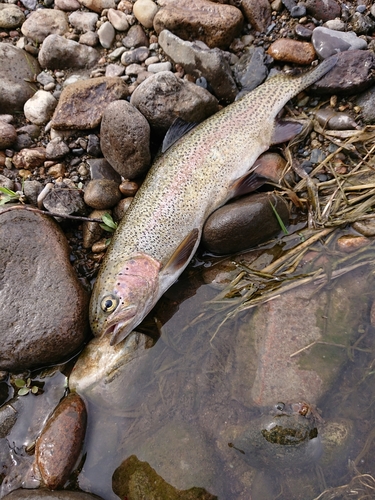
3, 226, 375, 500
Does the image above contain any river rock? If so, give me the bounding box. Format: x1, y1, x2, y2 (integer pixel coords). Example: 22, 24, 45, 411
51, 77, 129, 130
240, 0, 271, 33
98, 20, 115, 48
107, 8, 129, 31
38, 34, 100, 70
68, 11, 99, 32
356, 86, 375, 123
202, 192, 289, 255
45, 137, 70, 160
304, 0, 341, 21
0, 122, 17, 149
233, 46, 267, 93
82, 209, 108, 248
130, 71, 219, 134
0, 209, 89, 371
12, 147, 46, 169
0, 45, 40, 113
21, 9, 69, 43
158, 30, 238, 102
87, 157, 122, 182
100, 100, 151, 179
122, 24, 149, 48
133, 0, 158, 28
78, 0, 116, 13
310, 50, 375, 95
35, 393, 87, 490
267, 39, 316, 64
153, 0, 244, 49
42, 187, 86, 216
311, 27, 368, 59
55, 0, 81, 10
23, 90, 58, 126
84, 179, 122, 209
0, 4, 25, 29
2, 490, 104, 499
112, 453, 217, 500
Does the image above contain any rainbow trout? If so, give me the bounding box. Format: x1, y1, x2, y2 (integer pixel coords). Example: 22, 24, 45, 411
90, 56, 337, 345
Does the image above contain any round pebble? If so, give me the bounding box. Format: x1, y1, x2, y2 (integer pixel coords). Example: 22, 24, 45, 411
84, 179, 122, 209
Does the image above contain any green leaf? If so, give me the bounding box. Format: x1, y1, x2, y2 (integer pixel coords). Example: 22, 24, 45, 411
101, 213, 118, 231
269, 200, 289, 235
18, 387, 30, 396
15, 378, 26, 388
0, 187, 17, 196
99, 223, 115, 233
31, 386, 39, 394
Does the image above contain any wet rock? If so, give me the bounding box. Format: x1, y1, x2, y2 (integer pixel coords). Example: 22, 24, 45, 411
130, 71, 219, 134
353, 219, 375, 236
311, 27, 367, 59
267, 39, 316, 64
68, 11, 99, 32
336, 234, 369, 252
112, 454, 217, 500
87, 158, 121, 182
0, 210, 88, 371
35, 393, 87, 490
158, 30, 238, 102
51, 77, 129, 130
82, 209, 108, 248
42, 187, 86, 216
0, 45, 40, 113
233, 46, 267, 93
2, 491, 104, 499
133, 0, 158, 29
310, 50, 375, 95
45, 137, 70, 160
295, 23, 313, 40
0, 404, 17, 439
119, 180, 139, 196
12, 147, 46, 169
107, 8, 129, 31
98, 21, 115, 49
0, 122, 17, 149
84, 179, 122, 209
313, 108, 359, 130
153, 0, 244, 49
23, 90, 58, 126
100, 100, 151, 179
78, 0, 116, 13
202, 192, 289, 255
304, 0, 340, 22
122, 24, 149, 48
21, 9, 69, 44
240, 0, 271, 33
0, 4, 25, 29
113, 196, 133, 220
38, 34, 100, 70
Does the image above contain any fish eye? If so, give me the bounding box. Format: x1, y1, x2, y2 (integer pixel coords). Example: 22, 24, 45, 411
100, 295, 119, 313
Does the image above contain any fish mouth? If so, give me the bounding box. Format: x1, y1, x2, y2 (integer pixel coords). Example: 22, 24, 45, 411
102, 305, 138, 346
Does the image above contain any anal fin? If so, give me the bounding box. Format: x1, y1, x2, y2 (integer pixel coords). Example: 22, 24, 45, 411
229, 171, 268, 198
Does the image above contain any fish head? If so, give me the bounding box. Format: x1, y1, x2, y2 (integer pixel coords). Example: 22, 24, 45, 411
89, 254, 161, 345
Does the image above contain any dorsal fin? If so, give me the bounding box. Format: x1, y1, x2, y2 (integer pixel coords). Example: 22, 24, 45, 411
162, 118, 198, 153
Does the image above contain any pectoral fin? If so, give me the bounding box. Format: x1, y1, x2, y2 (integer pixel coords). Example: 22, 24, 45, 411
271, 120, 304, 145
163, 228, 200, 273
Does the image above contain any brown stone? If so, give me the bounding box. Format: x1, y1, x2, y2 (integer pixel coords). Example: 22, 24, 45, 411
336, 235, 370, 253
304, 0, 341, 22
241, 0, 271, 33
35, 393, 87, 490
153, 0, 243, 49
267, 39, 316, 65
12, 147, 46, 169
51, 77, 129, 130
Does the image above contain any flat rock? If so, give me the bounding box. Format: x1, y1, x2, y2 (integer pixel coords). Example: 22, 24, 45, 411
311, 27, 368, 59
0, 45, 40, 113
51, 77, 129, 130
0, 209, 89, 371
267, 39, 316, 64
202, 192, 289, 255
100, 100, 151, 178
38, 34, 100, 70
153, 0, 243, 49
158, 29, 238, 102
35, 393, 87, 490
130, 71, 219, 134
310, 50, 375, 95
21, 9, 69, 43
0, 4, 25, 29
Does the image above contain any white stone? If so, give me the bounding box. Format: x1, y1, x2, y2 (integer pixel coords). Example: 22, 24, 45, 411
147, 61, 172, 73
133, 0, 158, 28
69, 11, 99, 32
24, 90, 57, 125
0, 4, 25, 29
98, 21, 115, 49
107, 8, 129, 31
